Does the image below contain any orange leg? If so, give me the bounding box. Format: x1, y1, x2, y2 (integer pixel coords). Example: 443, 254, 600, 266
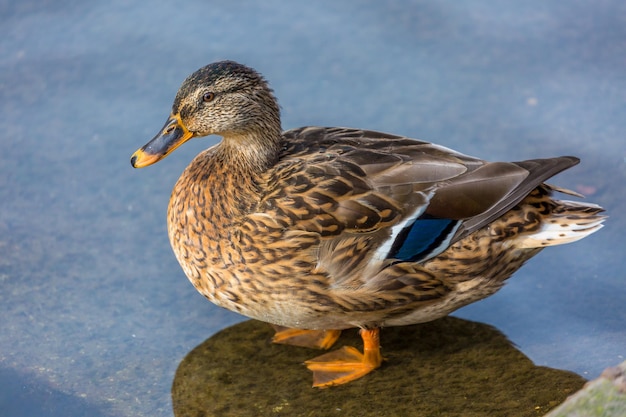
271, 325, 341, 350
304, 328, 383, 388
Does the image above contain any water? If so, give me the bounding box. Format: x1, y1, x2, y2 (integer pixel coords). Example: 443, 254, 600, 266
1, 1, 624, 416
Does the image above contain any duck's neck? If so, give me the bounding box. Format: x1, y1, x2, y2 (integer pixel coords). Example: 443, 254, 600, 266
218, 127, 283, 175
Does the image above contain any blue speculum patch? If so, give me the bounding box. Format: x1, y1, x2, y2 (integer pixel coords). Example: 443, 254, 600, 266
387, 216, 458, 263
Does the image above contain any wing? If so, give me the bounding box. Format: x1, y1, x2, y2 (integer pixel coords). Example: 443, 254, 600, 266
264, 126, 577, 278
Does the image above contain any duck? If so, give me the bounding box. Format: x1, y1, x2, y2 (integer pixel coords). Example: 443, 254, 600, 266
131, 60, 605, 388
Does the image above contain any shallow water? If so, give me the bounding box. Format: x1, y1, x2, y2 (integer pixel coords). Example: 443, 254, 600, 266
1, 1, 625, 416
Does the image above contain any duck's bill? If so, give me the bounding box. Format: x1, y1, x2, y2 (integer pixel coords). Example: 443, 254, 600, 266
130, 113, 193, 168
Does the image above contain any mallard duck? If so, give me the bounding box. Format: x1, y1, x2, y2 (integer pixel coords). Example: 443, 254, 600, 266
131, 61, 605, 388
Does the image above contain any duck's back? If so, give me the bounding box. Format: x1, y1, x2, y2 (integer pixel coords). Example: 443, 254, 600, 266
275, 126, 585, 245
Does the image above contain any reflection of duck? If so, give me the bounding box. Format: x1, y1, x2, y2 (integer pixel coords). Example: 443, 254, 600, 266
131, 61, 605, 388
171, 318, 586, 416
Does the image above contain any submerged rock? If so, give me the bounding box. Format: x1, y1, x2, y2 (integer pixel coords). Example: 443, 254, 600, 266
172, 317, 585, 417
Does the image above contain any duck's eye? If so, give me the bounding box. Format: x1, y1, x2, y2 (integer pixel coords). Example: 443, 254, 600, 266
202, 92, 215, 103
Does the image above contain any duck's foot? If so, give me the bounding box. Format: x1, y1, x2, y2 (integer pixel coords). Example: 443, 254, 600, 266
271, 325, 341, 349
304, 328, 382, 388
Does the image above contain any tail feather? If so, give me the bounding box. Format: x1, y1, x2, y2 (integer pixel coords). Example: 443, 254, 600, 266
515, 199, 606, 248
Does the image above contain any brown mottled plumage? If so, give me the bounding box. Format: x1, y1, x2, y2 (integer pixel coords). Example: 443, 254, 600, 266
131, 61, 605, 387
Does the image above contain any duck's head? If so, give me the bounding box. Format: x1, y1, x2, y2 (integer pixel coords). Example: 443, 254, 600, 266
131, 61, 281, 168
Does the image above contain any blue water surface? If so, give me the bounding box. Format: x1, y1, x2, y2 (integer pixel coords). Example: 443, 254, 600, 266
1, 1, 625, 416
